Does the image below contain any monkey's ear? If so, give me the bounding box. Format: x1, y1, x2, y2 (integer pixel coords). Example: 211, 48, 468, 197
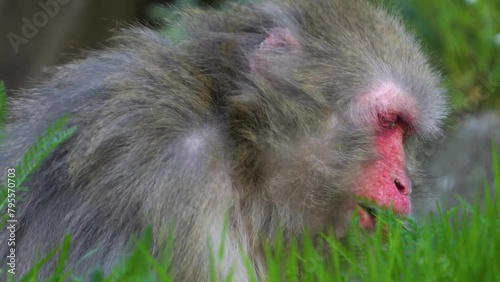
259, 28, 300, 52
250, 28, 300, 74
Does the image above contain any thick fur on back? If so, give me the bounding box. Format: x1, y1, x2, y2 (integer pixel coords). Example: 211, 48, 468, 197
0, 0, 446, 280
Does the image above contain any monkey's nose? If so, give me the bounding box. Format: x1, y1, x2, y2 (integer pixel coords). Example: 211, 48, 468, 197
394, 178, 411, 196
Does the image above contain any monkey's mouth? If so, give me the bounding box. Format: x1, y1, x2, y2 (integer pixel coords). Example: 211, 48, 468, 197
356, 204, 378, 230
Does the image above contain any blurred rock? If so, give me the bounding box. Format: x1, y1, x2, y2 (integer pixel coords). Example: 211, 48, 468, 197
419, 111, 499, 216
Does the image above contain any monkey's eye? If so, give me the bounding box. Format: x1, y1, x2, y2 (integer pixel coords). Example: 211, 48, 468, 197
378, 113, 415, 141
378, 113, 398, 129
384, 120, 397, 129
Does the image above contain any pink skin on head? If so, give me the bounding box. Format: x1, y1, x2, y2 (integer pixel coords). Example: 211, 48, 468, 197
259, 28, 300, 51
250, 28, 300, 73
354, 82, 417, 230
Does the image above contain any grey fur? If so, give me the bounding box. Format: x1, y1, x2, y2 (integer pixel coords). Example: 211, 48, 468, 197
0, 0, 446, 280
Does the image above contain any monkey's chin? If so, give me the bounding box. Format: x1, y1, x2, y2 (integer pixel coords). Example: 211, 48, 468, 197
356, 205, 377, 231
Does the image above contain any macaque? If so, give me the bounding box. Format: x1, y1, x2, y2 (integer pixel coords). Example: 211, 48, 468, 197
0, 0, 446, 280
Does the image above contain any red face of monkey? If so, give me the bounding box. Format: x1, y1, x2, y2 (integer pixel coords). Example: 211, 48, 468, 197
353, 82, 418, 230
